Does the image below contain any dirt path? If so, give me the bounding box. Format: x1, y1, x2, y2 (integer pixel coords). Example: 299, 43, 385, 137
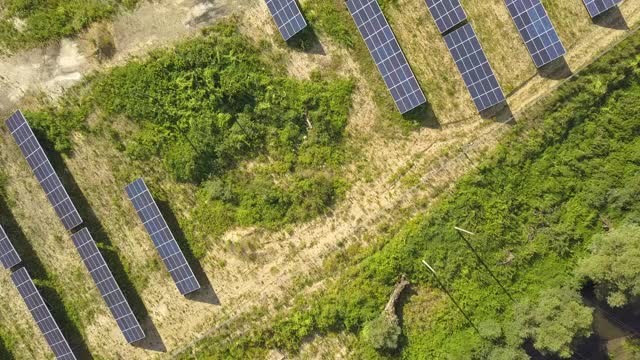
0, 0, 250, 114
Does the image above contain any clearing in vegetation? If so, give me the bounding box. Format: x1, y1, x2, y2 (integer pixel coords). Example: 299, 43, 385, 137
25, 19, 354, 256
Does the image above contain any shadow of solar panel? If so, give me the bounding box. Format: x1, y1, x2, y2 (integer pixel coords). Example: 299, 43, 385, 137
11, 267, 77, 360
424, 0, 467, 34
505, 0, 566, 68
126, 178, 201, 295
583, 0, 622, 17
346, 0, 427, 114
265, 0, 307, 40
70, 228, 145, 344
4, 110, 83, 231
444, 24, 506, 112
0, 225, 21, 269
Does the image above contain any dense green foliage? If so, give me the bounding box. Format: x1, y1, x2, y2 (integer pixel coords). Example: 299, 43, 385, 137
185, 28, 640, 359
27, 21, 354, 253
0, 0, 137, 51
303, 0, 355, 48
510, 287, 593, 358
362, 314, 401, 351
578, 224, 640, 307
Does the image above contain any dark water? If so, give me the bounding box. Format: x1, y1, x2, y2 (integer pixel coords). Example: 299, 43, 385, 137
576, 285, 640, 360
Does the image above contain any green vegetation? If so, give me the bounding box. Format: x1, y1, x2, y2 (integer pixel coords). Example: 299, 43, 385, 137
0, 0, 137, 51
303, 0, 355, 48
509, 287, 593, 358
26, 21, 354, 255
362, 314, 401, 351
578, 224, 640, 308
183, 27, 640, 359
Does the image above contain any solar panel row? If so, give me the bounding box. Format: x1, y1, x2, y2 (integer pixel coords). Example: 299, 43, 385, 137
0, 225, 21, 270
505, 0, 566, 68
71, 228, 145, 343
444, 24, 506, 112
265, 0, 307, 40
11, 267, 77, 360
5, 111, 83, 231
424, 0, 467, 34
346, 0, 427, 114
126, 179, 201, 295
583, 0, 622, 18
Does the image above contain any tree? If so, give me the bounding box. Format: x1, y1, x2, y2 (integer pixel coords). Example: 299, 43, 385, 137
362, 314, 401, 351
578, 223, 640, 307
488, 347, 530, 360
511, 287, 593, 358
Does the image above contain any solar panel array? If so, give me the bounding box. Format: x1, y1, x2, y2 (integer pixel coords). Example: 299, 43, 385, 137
505, 0, 566, 68
346, 0, 427, 114
5, 111, 83, 231
71, 228, 145, 343
444, 24, 505, 112
424, 0, 467, 33
11, 267, 77, 360
264, 0, 307, 41
583, 0, 622, 17
126, 179, 201, 295
0, 225, 21, 270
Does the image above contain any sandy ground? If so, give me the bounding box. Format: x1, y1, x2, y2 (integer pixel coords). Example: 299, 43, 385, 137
0, 0, 251, 114
0, 0, 639, 359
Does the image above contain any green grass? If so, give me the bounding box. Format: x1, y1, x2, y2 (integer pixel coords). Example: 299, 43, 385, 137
0, 0, 138, 52
180, 25, 640, 360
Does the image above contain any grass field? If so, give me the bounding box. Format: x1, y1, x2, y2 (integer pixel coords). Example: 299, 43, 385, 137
0, 0, 639, 359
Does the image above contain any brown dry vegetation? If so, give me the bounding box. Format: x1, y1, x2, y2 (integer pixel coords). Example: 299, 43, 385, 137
1, 0, 640, 359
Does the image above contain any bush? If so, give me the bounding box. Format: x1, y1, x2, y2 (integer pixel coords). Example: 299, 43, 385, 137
578, 223, 640, 307
362, 314, 401, 351
511, 288, 593, 358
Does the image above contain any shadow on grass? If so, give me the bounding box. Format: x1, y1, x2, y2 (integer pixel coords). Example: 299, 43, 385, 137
480, 102, 515, 124
593, 6, 628, 31
0, 331, 15, 360
0, 197, 93, 360
155, 199, 220, 306
38, 137, 165, 353
286, 22, 326, 55
538, 57, 573, 80
402, 102, 440, 129
395, 284, 418, 354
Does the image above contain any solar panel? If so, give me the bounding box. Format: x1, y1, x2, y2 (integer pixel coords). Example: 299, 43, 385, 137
444, 24, 506, 112
125, 178, 201, 296
505, 0, 566, 68
11, 267, 77, 360
424, 0, 467, 34
70, 228, 145, 344
583, 0, 622, 17
0, 225, 21, 269
4, 110, 83, 231
346, 0, 427, 114
264, 0, 308, 41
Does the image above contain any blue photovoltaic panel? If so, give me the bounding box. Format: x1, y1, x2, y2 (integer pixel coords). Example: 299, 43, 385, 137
505, 0, 566, 68
346, 0, 427, 114
583, 0, 622, 17
264, 0, 307, 40
70, 228, 145, 344
444, 24, 506, 112
424, 0, 467, 34
0, 225, 21, 269
126, 179, 200, 295
5, 110, 82, 231
11, 267, 77, 360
